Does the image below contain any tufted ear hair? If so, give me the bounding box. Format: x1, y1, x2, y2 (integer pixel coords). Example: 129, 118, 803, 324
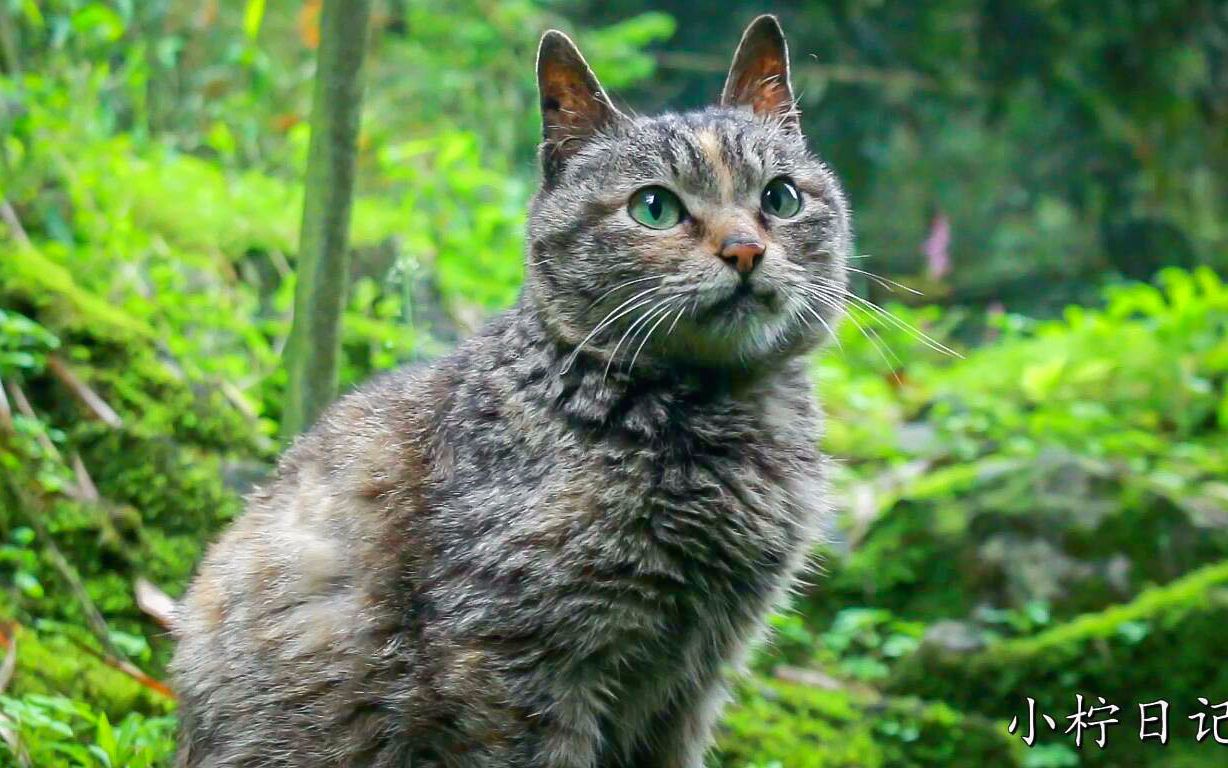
536, 30, 627, 182
720, 15, 798, 130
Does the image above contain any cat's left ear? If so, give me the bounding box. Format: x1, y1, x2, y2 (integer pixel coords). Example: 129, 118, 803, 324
721, 15, 798, 129
537, 30, 626, 181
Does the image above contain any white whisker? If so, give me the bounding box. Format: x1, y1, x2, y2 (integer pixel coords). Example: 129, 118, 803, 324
799, 302, 843, 355
585, 275, 662, 310
628, 300, 678, 373
814, 277, 960, 358
604, 298, 675, 380
844, 267, 923, 296
563, 286, 663, 373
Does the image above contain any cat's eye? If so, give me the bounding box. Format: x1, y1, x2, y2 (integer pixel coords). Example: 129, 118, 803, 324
628, 186, 684, 230
761, 177, 802, 219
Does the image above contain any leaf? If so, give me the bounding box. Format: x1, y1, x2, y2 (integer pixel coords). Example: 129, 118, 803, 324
1020, 356, 1066, 402
70, 3, 125, 43
242, 0, 266, 41
95, 713, 117, 762
13, 571, 43, 600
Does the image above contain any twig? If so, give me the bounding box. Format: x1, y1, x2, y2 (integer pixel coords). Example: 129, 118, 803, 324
134, 577, 179, 633
0, 630, 15, 694
64, 635, 176, 700
70, 453, 101, 503
219, 379, 258, 421
5, 380, 61, 461
0, 197, 31, 249
46, 355, 124, 429
0, 622, 26, 764
0, 714, 28, 768
774, 664, 844, 691
0, 375, 12, 433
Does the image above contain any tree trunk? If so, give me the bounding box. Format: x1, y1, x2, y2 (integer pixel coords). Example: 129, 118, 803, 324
282, 0, 373, 438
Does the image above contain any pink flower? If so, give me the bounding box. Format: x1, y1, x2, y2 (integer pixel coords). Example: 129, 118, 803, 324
922, 213, 951, 279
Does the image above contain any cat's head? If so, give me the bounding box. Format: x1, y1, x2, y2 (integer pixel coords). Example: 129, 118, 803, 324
526, 15, 850, 373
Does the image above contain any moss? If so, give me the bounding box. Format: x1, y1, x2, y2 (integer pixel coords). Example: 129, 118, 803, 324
6, 625, 174, 718
1, 239, 270, 713
715, 678, 1024, 768
814, 453, 1228, 625
0, 246, 155, 344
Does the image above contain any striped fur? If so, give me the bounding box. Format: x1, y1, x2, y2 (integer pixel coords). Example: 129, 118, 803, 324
172, 15, 850, 768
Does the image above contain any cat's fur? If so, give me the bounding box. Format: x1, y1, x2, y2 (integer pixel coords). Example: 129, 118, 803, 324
172, 16, 850, 768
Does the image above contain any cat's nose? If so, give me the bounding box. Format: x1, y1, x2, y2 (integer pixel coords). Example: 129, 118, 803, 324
719, 235, 765, 275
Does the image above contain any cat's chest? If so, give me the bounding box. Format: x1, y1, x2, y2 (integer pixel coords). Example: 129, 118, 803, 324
544, 434, 823, 735
543, 421, 820, 610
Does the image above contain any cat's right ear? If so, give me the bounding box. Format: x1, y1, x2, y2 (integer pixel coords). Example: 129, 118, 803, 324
536, 30, 625, 182
721, 15, 798, 130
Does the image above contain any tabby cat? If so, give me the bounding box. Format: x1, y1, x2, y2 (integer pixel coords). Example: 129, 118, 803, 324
172, 15, 851, 767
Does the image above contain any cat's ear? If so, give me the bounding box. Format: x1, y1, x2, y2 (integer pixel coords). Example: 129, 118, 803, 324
536, 30, 626, 180
720, 15, 798, 129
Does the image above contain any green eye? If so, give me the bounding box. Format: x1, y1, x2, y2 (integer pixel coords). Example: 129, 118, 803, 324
762, 177, 802, 218
628, 186, 684, 230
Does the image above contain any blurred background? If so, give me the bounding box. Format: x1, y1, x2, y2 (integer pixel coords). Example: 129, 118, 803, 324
0, 1, 1225, 766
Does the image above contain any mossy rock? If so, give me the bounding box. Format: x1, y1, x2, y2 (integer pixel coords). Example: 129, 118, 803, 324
813, 453, 1228, 626
715, 677, 1024, 767
891, 559, 1228, 766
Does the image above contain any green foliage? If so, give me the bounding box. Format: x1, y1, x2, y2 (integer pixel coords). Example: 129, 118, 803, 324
0, 693, 174, 767
782, 269, 1228, 765
812, 269, 1228, 619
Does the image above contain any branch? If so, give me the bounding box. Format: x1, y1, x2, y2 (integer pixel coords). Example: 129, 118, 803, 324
0, 630, 15, 694
0, 375, 12, 434
0, 621, 24, 765
46, 355, 124, 429
70, 453, 101, 503
282, 0, 374, 437
5, 380, 61, 461
134, 577, 179, 634
64, 635, 176, 700
0, 197, 31, 249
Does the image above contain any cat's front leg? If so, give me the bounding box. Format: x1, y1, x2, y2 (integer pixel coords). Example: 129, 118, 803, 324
626, 682, 731, 768
510, 686, 604, 768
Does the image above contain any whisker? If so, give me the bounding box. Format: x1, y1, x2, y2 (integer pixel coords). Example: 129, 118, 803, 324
628, 300, 678, 373
853, 312, 905, 374
802, 287, 898, 372
840, 290, 960, 358
844, 267, 923, 296
563, 286, 662, 373
665, 302, 687, 337
604, 298, 675, 380
800, 303, 843, 355
585, 274, 662, 311
814, 277, 960, 358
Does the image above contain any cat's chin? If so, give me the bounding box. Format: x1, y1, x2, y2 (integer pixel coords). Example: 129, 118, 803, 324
650, 309, 819, 372
695, 281, 782, 320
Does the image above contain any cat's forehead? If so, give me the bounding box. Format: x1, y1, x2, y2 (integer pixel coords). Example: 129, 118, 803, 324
602, 108, 812, 198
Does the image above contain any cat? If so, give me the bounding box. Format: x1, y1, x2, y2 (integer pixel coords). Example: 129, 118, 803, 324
172, 15, 850, 768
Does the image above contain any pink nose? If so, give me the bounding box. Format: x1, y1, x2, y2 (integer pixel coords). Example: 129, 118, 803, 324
719, 235, 765, 274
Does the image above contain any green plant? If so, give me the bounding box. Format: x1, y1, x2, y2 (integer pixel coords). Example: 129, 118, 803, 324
0, 693, 175, 768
